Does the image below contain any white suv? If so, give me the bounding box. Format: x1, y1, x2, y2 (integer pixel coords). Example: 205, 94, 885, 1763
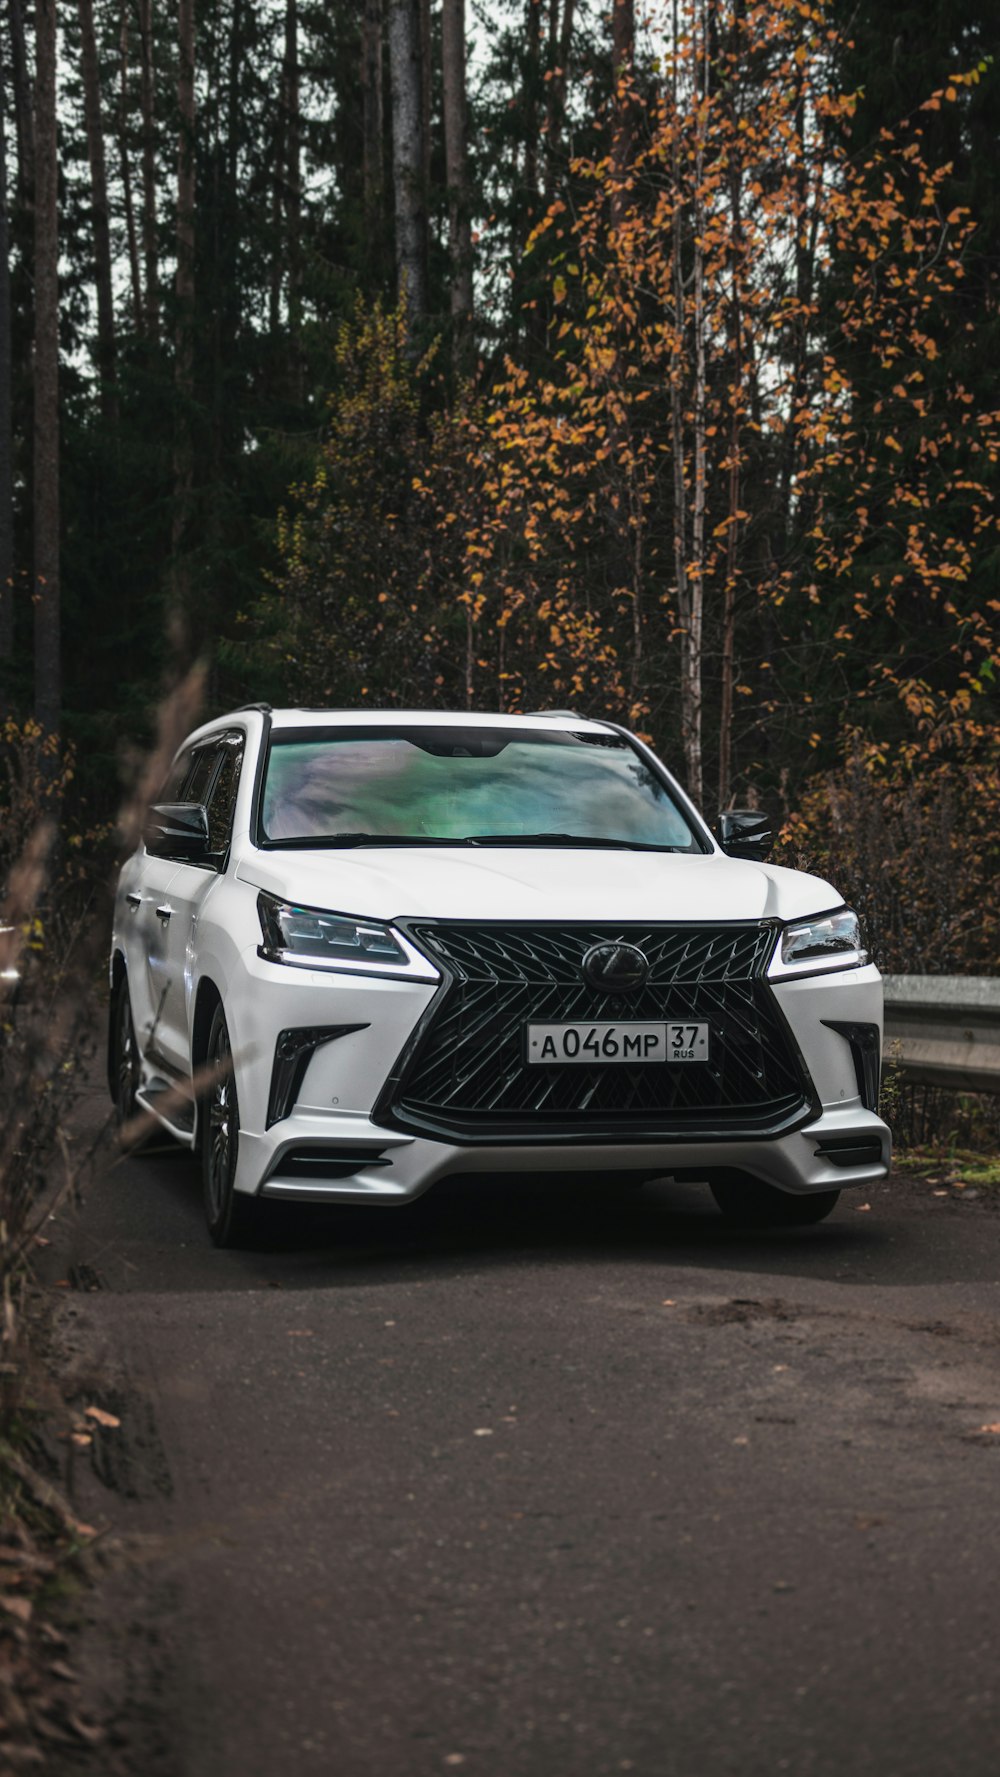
109, 707, 890, 1245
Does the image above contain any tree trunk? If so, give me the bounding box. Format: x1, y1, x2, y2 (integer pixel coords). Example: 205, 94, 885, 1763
7, 0, 34, 212
441, 0, 472, 329
283, 0, 302, 388
717, 50, 745, 812
33, 0, 60, 737
683, 5, 709, 810
419, 0, 431, 217
138, 0, 158, 337
387, 0, 427, 331
118, 0, 144, 330
544, 0, 575, 199
523, 0, 541, 211
0, 70, 13, 679
77, 0, 117, 420
361, 0, 384, 231
610, 0, 634, 228
172, 0, 196, 611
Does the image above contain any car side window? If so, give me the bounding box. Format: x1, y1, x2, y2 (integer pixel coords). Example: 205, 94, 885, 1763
184, 744, 224, 809
205, 734, 245, 857
159, 746, 196, 802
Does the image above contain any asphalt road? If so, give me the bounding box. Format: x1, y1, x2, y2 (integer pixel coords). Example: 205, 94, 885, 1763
43, 1082, 1000, 1777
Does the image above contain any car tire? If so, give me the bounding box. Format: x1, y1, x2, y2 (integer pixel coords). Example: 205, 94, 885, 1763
710, 1176, 840, 1229
111, 974, 142, 1133
202, 1003, 259, 1248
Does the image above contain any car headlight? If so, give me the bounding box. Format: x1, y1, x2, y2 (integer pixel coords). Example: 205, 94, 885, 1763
257, 894, 439, 982
769, 908, 867, 979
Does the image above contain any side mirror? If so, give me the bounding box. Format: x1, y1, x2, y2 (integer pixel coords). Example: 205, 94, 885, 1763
145, 801, 211, 860
718, 809, 772, 862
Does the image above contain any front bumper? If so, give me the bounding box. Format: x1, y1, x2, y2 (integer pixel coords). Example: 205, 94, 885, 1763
226, 948, 891, 1203
240, 1102, 890, 1203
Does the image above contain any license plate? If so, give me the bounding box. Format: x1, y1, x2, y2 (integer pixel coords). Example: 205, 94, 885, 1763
526, 1022, 710, 1065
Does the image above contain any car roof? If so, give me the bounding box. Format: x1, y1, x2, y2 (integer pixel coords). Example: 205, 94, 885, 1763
228, 707, 619, 737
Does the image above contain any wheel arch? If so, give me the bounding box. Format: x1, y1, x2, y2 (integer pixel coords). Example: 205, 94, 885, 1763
107, 950, 128, 1098
192, 976, 224, 1145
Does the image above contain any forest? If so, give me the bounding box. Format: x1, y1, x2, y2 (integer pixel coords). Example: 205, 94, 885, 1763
2, 0, 999, 971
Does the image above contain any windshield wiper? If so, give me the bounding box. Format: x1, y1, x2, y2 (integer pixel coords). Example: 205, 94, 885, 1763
463, 833, 685, 851
264, 833, 474, 849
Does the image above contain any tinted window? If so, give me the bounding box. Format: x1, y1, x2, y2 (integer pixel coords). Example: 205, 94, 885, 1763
185, 744, 223, 808
260, 728, 703, 852
206, 735, 244, 854
159, 746, 195, 802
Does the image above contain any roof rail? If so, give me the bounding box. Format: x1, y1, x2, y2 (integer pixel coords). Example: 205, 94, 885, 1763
524, 708, 588, 720
235, 702, 272, 714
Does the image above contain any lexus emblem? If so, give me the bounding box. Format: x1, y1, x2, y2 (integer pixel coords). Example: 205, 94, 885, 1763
581, 942, 649, 995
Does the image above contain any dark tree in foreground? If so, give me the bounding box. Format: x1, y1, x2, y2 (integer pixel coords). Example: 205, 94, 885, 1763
33, 0, 60, 738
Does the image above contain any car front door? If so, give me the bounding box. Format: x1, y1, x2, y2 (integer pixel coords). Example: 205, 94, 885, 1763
153, 732, 245, 1078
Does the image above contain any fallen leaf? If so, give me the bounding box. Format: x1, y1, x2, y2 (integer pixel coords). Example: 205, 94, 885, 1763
444, 1758, 466, 1769
33, 1235, 51, 1248
0, 1595, 32, 1624
71, 1433, 92, 1448
932, 1189, 949, 1197
473, 1428, 493, 1438
856, 1203, 872, 1213
733, 1435, 749, 1446
976, 1422, 1000, 1435
67, 1714, 105, 1747
662, 1299, 676, 1307
84, 1406, 120, 1428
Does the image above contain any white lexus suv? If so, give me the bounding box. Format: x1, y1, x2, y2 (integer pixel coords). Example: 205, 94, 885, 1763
109, 707, 890, 1245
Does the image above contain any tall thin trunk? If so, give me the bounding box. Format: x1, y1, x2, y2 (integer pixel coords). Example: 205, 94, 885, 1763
283, 0, 301, 387
269, 61, 284, 333
387, 0, 427, 331
172, 0, 196, 608
33, 0, 60, 737
441, 0, 472, 329
718, 50, 745, 811
523, 0, 541, 211
419, 0, 431, 217
544, 0, 575, 200
684, 3, 709, 809
138, 0, 158, 336
362, 0, 384, 233
610, 0, 634, 228
78, 0, 117, 420
0, 71, 13, 678
669, 0, 688, 790
118, 1, 144, 330
7, 0, 34, 211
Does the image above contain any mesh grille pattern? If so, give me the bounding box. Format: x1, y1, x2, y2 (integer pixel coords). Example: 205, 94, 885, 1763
389, 922, 808, 1138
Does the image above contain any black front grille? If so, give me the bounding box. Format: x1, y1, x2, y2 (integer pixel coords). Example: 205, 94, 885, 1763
381, 922, 810, 1142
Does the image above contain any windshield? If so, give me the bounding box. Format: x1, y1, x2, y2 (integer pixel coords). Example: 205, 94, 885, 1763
259, 727, 706, 852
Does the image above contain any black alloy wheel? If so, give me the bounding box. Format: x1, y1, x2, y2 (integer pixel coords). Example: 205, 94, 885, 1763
202, 1002, 258, 1248
113, 976, 142, 1131
710, 1176, 841, 1229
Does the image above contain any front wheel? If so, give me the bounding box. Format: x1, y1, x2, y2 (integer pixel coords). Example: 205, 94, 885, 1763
111, 975, 141, 1133
710, 1177, 840, 1229
202, 1003, 259, 1248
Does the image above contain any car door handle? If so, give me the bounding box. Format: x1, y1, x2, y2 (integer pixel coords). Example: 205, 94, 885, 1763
155, 903, 174, 923
125, 892, 142, 909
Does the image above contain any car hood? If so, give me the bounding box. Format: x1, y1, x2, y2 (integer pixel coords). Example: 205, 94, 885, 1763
235, 847, 843, 926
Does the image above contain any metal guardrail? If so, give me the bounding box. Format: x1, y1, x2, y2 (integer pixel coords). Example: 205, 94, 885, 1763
882, 976, 1000, 1094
